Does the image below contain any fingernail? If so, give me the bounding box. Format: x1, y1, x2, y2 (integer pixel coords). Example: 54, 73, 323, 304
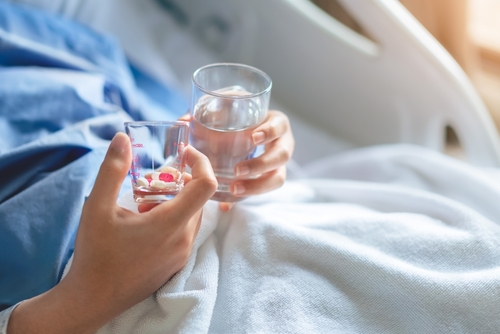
220, 203, 234, 212
236, 165, 250, 177
252, 131, 265, 145
233, 183, 245, 195
109, 132, 129, 154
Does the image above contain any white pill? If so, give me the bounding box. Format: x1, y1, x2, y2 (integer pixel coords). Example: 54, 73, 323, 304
151, 172, 162, 181
150, 180, 168, 189
136, 177, 149, 187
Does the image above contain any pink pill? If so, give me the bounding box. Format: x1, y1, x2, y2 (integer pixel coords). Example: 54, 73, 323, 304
159, 173, 174, 182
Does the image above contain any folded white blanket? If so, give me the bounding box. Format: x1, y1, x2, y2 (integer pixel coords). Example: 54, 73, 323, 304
94, 144, 500, 333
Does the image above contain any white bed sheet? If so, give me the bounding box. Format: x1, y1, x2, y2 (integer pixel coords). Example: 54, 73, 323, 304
94, 142, 500, 334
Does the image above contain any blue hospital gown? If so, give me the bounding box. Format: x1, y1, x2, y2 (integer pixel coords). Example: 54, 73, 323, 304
0, 1, 187, 310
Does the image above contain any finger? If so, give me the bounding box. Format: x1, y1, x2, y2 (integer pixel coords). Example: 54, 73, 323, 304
251, 110, 290, 146
179, 113, 191, 122
87, 132, 132, 208
235, 130, 294, 177
219, 202, 234, 212
231, 166, 286, 197
183, 173, 193, 185
193, 208, 203, 239
149, 146, 217, 222
138, 203, 159, 213
173, 146, 217, 208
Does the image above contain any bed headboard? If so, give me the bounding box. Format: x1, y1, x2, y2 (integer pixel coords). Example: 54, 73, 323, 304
159, 0, 500, 167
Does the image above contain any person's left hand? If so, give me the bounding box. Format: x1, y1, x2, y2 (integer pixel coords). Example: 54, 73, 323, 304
180, 110, 295, 211
222, 110, 294, 210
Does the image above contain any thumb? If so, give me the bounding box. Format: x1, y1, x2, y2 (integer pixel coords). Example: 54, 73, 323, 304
87, 132, 132, 207
178, 113, 191, 122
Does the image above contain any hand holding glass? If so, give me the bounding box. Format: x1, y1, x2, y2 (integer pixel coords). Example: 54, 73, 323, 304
190, 63, 272, 202
125, 121, 189, 203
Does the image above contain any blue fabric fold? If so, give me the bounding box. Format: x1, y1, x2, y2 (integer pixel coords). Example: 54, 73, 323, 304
0, 0, 134, 93
0, 0, 188, 309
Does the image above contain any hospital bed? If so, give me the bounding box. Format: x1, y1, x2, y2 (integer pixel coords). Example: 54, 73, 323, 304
3, 0, 500, 333
39, 0, 500, 168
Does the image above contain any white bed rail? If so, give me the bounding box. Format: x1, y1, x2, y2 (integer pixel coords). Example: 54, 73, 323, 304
219, 0, 500, 167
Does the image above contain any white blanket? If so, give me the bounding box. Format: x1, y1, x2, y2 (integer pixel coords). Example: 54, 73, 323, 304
96, 144, 500, 333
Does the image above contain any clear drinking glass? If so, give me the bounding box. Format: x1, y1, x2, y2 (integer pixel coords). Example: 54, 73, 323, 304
190, 63, 272, 202
124, 121, 189, 203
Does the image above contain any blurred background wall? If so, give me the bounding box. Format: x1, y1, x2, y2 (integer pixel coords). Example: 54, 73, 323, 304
312, 0, 500, 131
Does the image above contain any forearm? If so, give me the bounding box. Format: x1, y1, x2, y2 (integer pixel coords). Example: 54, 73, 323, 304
7, 279, 119, 334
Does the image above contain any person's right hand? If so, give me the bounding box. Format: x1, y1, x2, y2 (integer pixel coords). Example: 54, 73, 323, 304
8, 132, 217, 334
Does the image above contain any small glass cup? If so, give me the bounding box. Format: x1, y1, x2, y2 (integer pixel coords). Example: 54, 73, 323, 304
190, 63, 272, 202
124, 121, 189, 203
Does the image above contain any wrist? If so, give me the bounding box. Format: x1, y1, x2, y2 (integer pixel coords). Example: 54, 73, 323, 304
1, 303, 21, 334
7, 278, 119, 334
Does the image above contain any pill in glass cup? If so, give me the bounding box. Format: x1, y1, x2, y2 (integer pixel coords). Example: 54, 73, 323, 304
124, 121, 189, 203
